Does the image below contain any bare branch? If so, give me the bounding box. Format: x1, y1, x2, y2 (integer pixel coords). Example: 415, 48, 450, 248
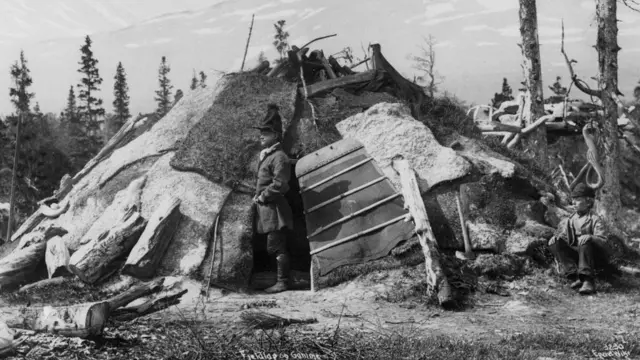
621, 0, 640, 12
298, 34, 337, 50
560, 19, 602, 98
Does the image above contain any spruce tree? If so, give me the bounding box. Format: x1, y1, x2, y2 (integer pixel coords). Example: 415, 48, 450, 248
9, 50, 34, 114
154, 56, 173, 116
199, 71, 207, 88
112, 61, 130, 132
76, 35, 105, 148
272, 20, 290, 63
190, 70, 198, 90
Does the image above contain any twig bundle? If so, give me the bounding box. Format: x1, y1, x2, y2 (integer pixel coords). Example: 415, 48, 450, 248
240, 311, 317, 329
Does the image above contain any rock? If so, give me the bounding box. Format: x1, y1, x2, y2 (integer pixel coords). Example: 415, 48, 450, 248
467, 222, 506, 253
514, 200, 546, 226
452, 135, 516, 178
470, 254, 527, 278
505, 231, 545, 255
519, 220, 556, 240
336, 102, 472, 193
541, 198, 572, 228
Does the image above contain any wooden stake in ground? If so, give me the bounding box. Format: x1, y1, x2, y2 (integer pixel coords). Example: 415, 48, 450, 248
122, 196, 181, 279
240, 14, 255, 72
391, 157, 455, 308
6, 113, 22, 243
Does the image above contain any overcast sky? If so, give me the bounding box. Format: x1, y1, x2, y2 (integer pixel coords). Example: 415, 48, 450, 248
1, 0, 639, 115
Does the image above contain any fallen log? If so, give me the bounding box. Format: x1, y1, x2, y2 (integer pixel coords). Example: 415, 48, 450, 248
18, 277, 66, 293
122, 196, 182, 279
0, 302, 109, 337
106, 277, 165, 310
110, 288, 188, 322
302, 70, 376, 98
392, 157, 455, 308
318, 51, 337, 79
476, 121, 522, 133
0, 225, 68, 287
68, 206, 147, 284
266, 61, 287, 77
45, 236, 71, 279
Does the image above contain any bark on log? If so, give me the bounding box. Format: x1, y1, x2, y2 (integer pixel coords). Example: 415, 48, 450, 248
476, 122, 522, 133
250, 60, 270, 74
122, 196, 182, 279
68, 207, 147, 284
45, 236, 70, 279
106, 277, 165, 310
302, 70, 377, 97
18, 277, 66, 293
0, 302, 109, 337
392, 158, 455, 307
110, 288, 188, 322
0, 225, 68, 287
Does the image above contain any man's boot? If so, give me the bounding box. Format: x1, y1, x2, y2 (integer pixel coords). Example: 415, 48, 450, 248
265, 254, 290, 294
579, 278, 596, 295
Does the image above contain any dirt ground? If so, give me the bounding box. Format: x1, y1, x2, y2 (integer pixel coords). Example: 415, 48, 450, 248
2, 264, 639, 359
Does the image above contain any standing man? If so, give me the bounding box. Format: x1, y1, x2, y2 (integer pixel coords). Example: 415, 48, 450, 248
252, 103, 294, 294
548, 183, 610, 295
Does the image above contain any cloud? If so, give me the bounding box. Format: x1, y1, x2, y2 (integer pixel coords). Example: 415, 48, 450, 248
205, 17, 218, 23
298, 8, 326, 21
423, 13, 475, 26
619, 26, 640, 36
222, 3, 277, 20
551, 62, 566, 67
280, 0, 301, 2
312, 25, 322, 31
540, 36, 584, 45
462, 24, 490, 31
477, 41, 499, 46
125, 43, 140, 48
404, 14, 425, 24
88, 1, 130, 27
623, 47, 640, 53
255, 9, 298, 20
434, 40, 454, 48
192, 27, 224, 35
424, 2, 457, 19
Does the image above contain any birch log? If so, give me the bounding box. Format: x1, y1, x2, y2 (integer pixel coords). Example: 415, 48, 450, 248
122, 196, 182, 279
392, 158, 455, 307
45, 236, 70, 278
68, 206, 147, 284
0, 225, 67, 287
110, 288, 188, 321
106, 277, 165, 310
0, 302, 109, 337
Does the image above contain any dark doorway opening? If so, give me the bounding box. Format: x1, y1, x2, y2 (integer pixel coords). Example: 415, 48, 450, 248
250, 161, 311, 289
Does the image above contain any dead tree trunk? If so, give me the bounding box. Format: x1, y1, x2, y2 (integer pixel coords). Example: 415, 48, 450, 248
0, 302, 109, 337
122, 196, 181, 279
519, 0, 548, 169
68, 206, 147, 284
594, 0, 623, 223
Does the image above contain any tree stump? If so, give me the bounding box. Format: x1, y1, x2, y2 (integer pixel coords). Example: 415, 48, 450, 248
45, 236, 71, 278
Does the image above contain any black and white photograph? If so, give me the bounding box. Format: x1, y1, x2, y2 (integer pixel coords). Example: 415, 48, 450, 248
0, 0, 639, 358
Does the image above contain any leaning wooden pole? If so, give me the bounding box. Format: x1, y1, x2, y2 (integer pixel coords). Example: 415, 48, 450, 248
240, 14, 255, 72
392, 157, 455, 308
6, 112, 22, 243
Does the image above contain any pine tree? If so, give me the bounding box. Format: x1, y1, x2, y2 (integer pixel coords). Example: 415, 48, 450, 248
501, 78, 513, 99
174, 89, 184, 105
190, 70, 198, 90
112, 61, 130, 132
155, 56, 173, 116
76, 35, 105, 147
257, 51, 267, 64
9, 50, 34, 114
272, 20, 290, 63
199, 71, 207, 88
